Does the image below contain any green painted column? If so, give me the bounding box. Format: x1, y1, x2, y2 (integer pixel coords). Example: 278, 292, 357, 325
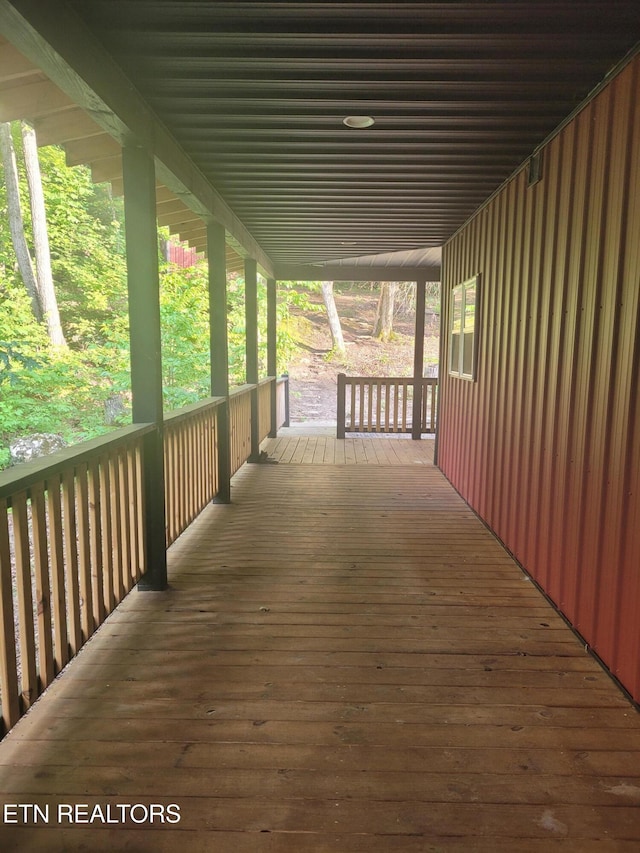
412, 278, 426, 440
244, 258, 260, 461
122, 145, 167, 589
267, 277, 278, 437
207, 222, 231, 502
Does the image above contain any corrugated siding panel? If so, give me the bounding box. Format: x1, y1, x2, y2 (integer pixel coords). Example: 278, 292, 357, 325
439, 56, 640, 703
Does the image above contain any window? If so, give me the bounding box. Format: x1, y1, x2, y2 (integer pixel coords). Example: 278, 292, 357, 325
449, 275, 479, 380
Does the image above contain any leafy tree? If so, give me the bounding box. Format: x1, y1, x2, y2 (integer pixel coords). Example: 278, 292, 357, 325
373, 281, 399, 341
0, 140, 305, 470
320, 281, 345, 353
21, 123, 66, 347
159, 262, 211, 410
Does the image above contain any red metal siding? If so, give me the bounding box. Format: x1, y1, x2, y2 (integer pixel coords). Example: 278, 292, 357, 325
439, 56, 640, 703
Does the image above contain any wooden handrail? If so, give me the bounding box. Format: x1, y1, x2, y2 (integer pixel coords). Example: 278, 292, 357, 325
0, 380, 287, 737
0, 423, 154, 501
0, 424, 150, 735
337, 375, 438, 438
163, 395, 225, 427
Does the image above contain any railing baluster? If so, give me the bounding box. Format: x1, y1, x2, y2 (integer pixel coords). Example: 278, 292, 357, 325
99, 455, 114, 615
29, 482, 54, 690
62, 470, 82, 656
47, 475, 68, 671
76, 463, 94, 642
134, 442, 146, 580
163, 427, 172, 546
127, 445, 140, 587
196, 415, 204, 510
211, 410, 218, 496
109, 451, 125, 604
87, 460, 105, 627
117, 448, 132, 595
0, 498, 20, 731
431, 380, 437, 433
13, 490, 37, 710
372, 382, 376, 432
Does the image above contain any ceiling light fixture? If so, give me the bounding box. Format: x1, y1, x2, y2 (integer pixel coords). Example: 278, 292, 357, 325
343, 115, 375, 129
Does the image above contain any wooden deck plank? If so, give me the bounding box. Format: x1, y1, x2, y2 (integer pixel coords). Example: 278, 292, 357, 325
0, 829, 638, 853
0, 461, 638, 851
262, 431, 435, 466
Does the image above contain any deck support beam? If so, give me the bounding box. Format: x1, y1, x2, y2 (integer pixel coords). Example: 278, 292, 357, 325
412, 278, 426, 440
208, 221, 231, 503
267, 278, 278, 437
245, 258, 260, 461
122, 145, 167, 590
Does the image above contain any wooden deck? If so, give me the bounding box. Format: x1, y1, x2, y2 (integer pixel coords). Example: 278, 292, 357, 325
262, 430, 435, 465
1, 440, 639, 851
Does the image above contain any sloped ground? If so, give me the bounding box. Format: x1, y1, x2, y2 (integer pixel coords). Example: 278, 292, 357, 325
286, 286, 440, 423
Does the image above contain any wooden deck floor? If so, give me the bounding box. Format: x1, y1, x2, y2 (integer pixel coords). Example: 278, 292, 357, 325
1, 445, 640, 851
262, 431, 435, 465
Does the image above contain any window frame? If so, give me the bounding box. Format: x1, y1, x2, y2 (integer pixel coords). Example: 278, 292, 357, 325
449, 274, 480, 381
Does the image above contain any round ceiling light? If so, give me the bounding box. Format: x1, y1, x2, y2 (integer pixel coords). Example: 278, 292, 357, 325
343, 115, 375, 129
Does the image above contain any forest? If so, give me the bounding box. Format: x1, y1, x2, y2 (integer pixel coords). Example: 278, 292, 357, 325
0, 121, 305, 471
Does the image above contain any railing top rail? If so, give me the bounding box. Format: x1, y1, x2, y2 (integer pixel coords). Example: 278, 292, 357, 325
257, 375, 276, 388
339, 375, 438, 384
228, 383, 256, 399
164, 395, 226, 427
0, 423, 154, 499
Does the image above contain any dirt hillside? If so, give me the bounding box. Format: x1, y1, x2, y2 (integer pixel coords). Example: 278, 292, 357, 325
285, 284, 440, 423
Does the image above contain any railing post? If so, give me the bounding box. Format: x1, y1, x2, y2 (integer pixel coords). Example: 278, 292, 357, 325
337, 372, 346, 439
122, 145, 167, 590
207, 221, 231, 503
267, 277, 278, 437
245, 258, 260, 461
412, 278, 426, 440
284, 374, 290, 427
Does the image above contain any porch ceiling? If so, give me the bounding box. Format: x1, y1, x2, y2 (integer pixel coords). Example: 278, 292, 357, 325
10, 2, 640, 272
63, 1, 639, 270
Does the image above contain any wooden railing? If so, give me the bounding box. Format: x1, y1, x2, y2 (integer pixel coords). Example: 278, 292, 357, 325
337, 374, 438, 437
229, 384, 254, 476
0, 425, 151, 735
0, 377, 289, 736
164, 398, 223, 547
276, 374, 290, 428
258, 377, 274, 443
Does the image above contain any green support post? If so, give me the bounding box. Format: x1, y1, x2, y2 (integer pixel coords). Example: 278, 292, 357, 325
412, 279, 426, 440
207, 222, 231, 503
267, 277, 278, 437
245, 258, 260, 461
122, 145, 167, 590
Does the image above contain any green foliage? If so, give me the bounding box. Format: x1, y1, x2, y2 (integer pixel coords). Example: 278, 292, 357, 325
0, 128, 306, 470
160, 262, 211, 410
225, 275, 318, 383
37, 146, 129, 346
0, 274, 130, 459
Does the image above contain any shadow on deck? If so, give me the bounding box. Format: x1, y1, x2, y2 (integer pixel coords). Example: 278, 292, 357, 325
0, 437, 639, 850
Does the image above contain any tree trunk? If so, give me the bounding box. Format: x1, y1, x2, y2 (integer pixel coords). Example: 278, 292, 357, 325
373, 281, 398, 341
21, 122, 67, 347
321, 281, 345, 352
0, 122, 42, 321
